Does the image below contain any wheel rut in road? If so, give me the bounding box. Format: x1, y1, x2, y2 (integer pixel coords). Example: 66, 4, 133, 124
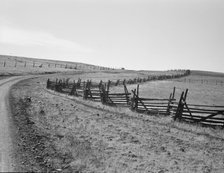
0, 76, 30, 172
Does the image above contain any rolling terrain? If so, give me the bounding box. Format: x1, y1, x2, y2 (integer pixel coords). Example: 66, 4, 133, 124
0, 54, 112, 77
1, 54, 224, 172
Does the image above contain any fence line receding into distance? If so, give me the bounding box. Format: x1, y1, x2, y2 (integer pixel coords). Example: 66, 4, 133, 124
46, 70, 224, 128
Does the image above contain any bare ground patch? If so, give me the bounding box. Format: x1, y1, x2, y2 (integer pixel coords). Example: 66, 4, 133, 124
10, 77, 224, 172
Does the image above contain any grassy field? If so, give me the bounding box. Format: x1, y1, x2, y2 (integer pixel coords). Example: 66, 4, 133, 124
173, 71, 224, 86
46, 69, 188, 85
0, 54, 185, 83
4, 54, 224, 172
10, 77, 224, 172
110, 71, 224, 106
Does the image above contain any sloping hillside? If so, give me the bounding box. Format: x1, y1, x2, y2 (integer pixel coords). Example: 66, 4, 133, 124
0, 54, 113, 76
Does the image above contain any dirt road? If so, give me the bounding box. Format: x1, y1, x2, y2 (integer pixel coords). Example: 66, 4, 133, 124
0, 76, 28, 172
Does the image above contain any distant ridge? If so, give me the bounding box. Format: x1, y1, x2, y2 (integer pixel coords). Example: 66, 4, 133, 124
0, 54, 114, 71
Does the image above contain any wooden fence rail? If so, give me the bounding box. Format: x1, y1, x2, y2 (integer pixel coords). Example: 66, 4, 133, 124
47, 78, 177, 115
47, 77, 224, 127
130, 84, 176, 115
181, 78, 224, 86
48, 78, 176, 112
47, 79, 131, 107
173, 89, 224, 127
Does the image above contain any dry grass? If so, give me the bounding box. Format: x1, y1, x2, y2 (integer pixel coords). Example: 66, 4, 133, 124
46, 69, 187, 86
49, 88, 224, 140
9, 77, 224, 172
109, 75, 224, 106
0, 54, 113, 76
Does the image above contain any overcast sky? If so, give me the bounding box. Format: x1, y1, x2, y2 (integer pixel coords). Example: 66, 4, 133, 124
0, 0, 223, 72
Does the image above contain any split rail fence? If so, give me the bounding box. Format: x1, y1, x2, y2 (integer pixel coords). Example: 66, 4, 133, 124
177, 78, 224, 86
173, 89, 224, 127
47, 77, 176, 115
47, 76, 224, 128
130, 85, 176, 115
47, 78, 131, 107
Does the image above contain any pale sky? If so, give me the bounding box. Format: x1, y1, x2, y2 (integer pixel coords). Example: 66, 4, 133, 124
0, 0, 223, 72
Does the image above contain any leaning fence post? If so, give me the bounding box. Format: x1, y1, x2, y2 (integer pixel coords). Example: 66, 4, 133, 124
99, 82, 105, 104
131, 89, 136, 110
105, 80, 111, 103
178, 89, 188, 120
135, 85, 139, 110
123, 79, 126, 85
174, 91, 184, 121
166, 93, 172, 115
86, 80, 89, 99
107, 80, 111, 92
88, 80, 93, 99
183, 89, 188, 101
46, 79, 50, 89
115, 79, 119, 86
172, 87, 176, 99
137, 84, 139, 97
3, 61, 6, 67
70, 81, 77, 96
123, 80, 130, 105
83, 81, 87, 99
55, 79, 62, 92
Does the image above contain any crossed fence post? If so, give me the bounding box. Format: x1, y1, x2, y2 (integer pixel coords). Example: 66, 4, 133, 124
173, 89, 188, 121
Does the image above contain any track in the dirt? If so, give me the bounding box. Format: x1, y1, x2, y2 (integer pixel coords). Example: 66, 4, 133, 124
0, 76, 36, 172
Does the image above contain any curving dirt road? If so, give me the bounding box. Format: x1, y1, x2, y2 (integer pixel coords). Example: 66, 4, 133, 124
0, 76, 28, 172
